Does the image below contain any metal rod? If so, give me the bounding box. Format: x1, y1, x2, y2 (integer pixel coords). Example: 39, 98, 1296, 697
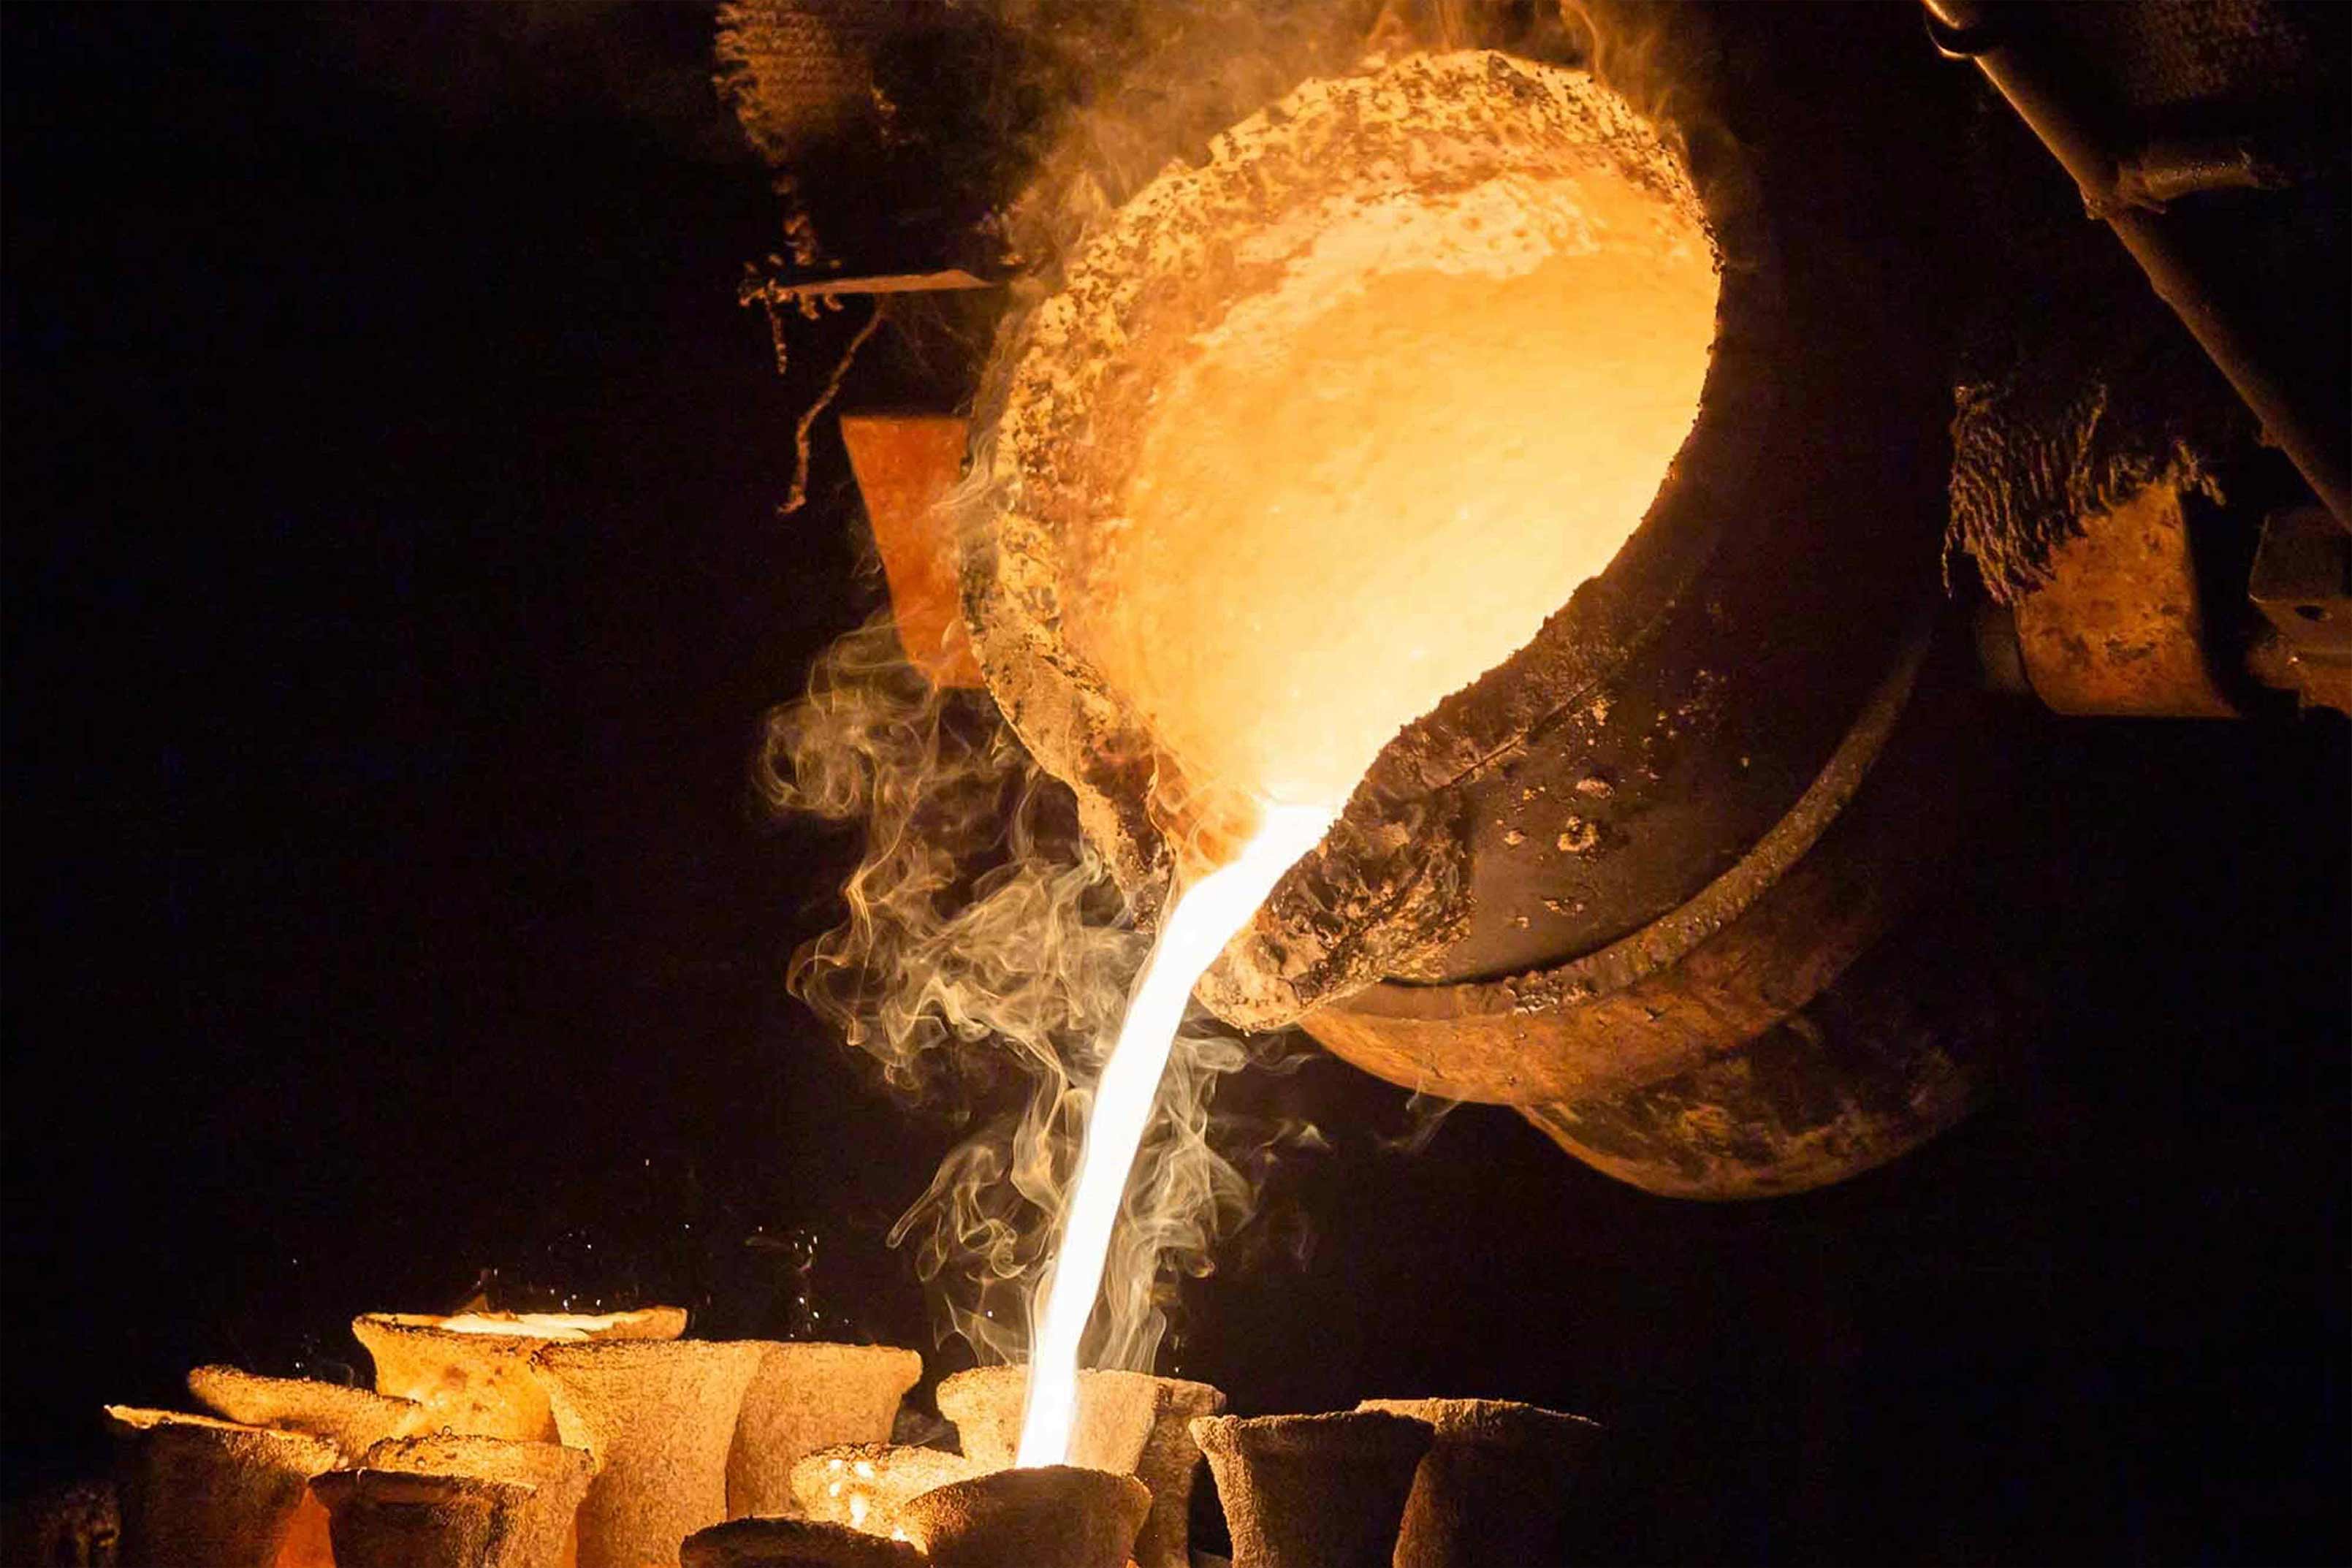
1923, 0, 2351, 527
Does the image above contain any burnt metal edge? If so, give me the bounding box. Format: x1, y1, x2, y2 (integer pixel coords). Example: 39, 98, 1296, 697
1299, 604, 1948, 1106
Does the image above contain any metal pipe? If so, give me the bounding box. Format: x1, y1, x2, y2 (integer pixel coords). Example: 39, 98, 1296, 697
1923, 0, 2351, 528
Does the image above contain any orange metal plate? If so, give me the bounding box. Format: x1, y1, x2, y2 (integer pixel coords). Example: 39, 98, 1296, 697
840, 414, 982, 687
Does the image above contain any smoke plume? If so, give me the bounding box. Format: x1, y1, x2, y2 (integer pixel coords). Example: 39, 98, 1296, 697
758, 618, 1314, 1371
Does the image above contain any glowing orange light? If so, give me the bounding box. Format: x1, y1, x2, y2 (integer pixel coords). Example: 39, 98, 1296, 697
1016, 802, 1336, 1466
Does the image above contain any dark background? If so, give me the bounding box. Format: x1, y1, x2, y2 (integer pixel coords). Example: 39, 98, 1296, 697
4, 5, 2345, 1564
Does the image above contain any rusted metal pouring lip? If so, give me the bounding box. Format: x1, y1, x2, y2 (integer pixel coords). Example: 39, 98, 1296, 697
896, 1464, 1151, 1568
963, 42, 1771, 1030
1303, 612, 1940, 1108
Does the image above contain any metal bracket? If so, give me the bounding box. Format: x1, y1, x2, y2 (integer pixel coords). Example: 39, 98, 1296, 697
2247, 504, 2352, 715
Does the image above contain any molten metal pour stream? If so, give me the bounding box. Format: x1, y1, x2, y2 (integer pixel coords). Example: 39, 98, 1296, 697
1015, 802, 1338, 1466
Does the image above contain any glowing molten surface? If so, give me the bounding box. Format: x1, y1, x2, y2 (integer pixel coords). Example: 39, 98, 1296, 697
1016, 802, 1336, 1466
433, 1311, 637, 1341
1076, 164, 1717, 810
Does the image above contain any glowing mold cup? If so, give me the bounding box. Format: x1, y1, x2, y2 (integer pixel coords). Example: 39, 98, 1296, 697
789, 1442, 981, 1537
937, 1366, 1222, 1568
897, 1464, 1150, 1568
364, 1431, 597, 1568
354, 1306, 687, 1442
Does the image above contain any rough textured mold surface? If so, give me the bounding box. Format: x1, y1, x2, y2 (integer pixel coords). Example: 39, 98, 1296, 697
897, 1464, 1148, 1568
684, 1515, 930, 1568
1358, 1398, 1603, 1568
935, 1366, 1223, 1568
186, 1365, 429, 1458
355, 1307, 688, 1442
532, 1338, 761, 1568
102, 1405, 338, 1568
312, 1469, 538, 1568
1190, 1410, 1433, 1568
928, 1369, 1016, 1473
964, 49, 1717, 1027
365, 1431, 596, 1568
727, 1341, 923, 1518
789, 1442, 981, 1537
